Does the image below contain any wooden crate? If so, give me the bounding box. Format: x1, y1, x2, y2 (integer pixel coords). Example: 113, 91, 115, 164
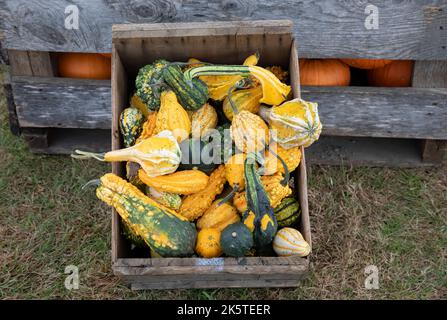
111, 20, 311, 289
1, 0, 446, 164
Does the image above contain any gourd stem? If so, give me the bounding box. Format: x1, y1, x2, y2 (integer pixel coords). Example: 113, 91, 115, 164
82, 179, 101, 190
71, 150, 106, 161
218, 185, 239, 206
265, 144, 290, 186
227, 78, 254, 115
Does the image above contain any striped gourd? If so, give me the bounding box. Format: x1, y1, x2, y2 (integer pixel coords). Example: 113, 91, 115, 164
269, 98, 322, 148
274, 197, 301, 227
162, 65, 209, 110
273, 227, 310, 257
119, 107, 145, 147
95, 173, 196, 257
191, 103, 218, 138
223, 86, 262, 121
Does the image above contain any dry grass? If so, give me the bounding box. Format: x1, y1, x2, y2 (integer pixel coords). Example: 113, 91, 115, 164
0, 68, 446, 299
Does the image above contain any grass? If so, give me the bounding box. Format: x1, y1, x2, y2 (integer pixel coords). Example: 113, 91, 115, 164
0, 67, 446, 299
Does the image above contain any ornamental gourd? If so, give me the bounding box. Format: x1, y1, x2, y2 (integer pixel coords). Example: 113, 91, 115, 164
233, 172, 292, 213
299, 59, 350, 86
135, 59, 169, 111
273, 227, 310, 257
243, 153, 278, 249
223, 86, 262, 121
196, 200, 240, 231
274, 197, 301, 227
195, 228, 223, 258
225, 153, 247, 192
72, 130, 181, 177
135, 111, 157, 144
130, 93, 150, 117
263, 143, 301, 175
178, 138, 218, 174
119, 107, 145, 147
191, 103, 218, 138
179, 165, 227, 221
268, 98, 322, 148
121, 220, 146, 248
139, 169, 209, 195
95, 173, 196, 257
155, 91, 191, 142
220, 222, 254, 257
146, 187, 182, 211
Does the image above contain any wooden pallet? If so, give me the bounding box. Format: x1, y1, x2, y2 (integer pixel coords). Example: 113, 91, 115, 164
111, 21, 311, 289
1, 0, 446, 164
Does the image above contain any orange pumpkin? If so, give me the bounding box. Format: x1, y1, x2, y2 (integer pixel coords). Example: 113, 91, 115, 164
99, 53, 112, 58
299, 59, 350, 86
341, 59, 392, 70
58, 53, 111, 79
367, 60, 414, 87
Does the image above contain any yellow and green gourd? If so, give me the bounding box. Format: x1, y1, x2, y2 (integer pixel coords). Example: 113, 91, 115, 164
95, 173, 196, 257
274, 197, 301, 228
119, 107, 145, 147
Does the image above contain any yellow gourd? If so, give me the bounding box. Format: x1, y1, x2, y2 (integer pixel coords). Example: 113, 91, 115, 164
179, 165, 227, 221
247, 66, 291, 105
231, 110, 270, 153
223, 86, 262, 121
191, 103, 218, 138
135, 111, 157, 144
233, 173, 292, 213
225, 153, 246, 191
195, 228, 223, 258
263, 143, 301, 175
72, 130, 181, 177
155, 91, 191, 142
197, 200, 240, 231
130, 93, 150, 117
138, 169, 209, 195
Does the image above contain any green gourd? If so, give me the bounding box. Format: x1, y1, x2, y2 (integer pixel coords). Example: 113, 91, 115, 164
220, 222, 253, 257
119, 107, 145, 147
274, 197, 301, 227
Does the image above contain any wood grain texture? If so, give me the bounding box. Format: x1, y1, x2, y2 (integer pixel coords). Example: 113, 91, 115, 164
1, 1, 446, 59
301, 86, 447, 140
11, 76, 111, 129
306, 136, 439, 167
412, 61, 447, 88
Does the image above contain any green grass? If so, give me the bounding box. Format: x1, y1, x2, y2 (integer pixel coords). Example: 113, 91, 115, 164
0, 68, 446, 299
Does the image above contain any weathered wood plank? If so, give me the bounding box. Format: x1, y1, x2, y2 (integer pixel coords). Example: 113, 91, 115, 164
21, 128, 48, 149
27, 129, 110, 154
11, 76, 111, 129
28, 51, 54, 77
8, 50, 32, 75
301, 86, 447, 140
306, 136, 439, 167
1, 1, 446, 59
412, 61, 447, 88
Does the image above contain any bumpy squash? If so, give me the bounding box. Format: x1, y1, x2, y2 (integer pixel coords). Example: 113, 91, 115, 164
243, 153, 277, 249
223, 86, 262, 121
263, 143, 301, 175
179, 165, 226, 221
162, 64, 209, 110
231, 110, 270, 153
269, 98, 322, 148
220, 222, 253, 257
121, 220, 146, 248
135, 111, 157, 144
274, 197, 301, 227
119, 107, 145, 147
139, 169, 209, 195
273, 227, 310, 257
130, 93, 150, 117
233, 172, 292, 213
195, 228, 223, 258
95, 173, 196, 257
191, 103, 218, 138
225, 153, 246, 191
197, 200, 240, 231
73, 130, 181, 177
146, 187, 182, 211
155, 91, 191, 142
135, 59, 169, 111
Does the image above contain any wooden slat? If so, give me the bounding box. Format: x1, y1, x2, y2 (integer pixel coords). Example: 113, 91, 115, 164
306, 136, 439, 167
26, 129, 110, 154
27, 51, 54, 76
11, 76, 111, 129
1, 1, 446, 59
412, 61, 447, 88
301, 86, 447, 140
8, 50, 32, 75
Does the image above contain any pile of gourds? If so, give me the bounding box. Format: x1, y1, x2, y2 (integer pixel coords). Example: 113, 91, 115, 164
74, 54, 321, 259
